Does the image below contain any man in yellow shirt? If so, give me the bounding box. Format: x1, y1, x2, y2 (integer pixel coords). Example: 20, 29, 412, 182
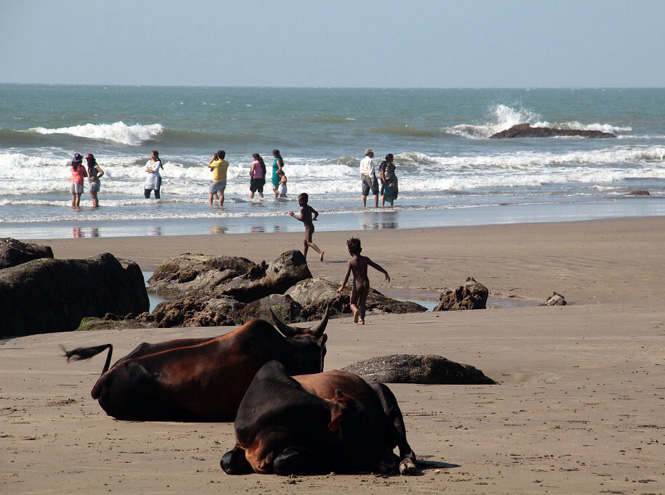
208, 150, 230, 206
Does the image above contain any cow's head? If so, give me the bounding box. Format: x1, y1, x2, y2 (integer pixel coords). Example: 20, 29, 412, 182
326, 389, 398, 474
270, 306, 329, 373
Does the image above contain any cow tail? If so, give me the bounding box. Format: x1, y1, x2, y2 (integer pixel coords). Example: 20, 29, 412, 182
61, 344, 114, 374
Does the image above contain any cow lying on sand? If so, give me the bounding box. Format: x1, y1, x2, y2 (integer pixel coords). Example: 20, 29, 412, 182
62, 309, 329, 422
221, 360, 418, 476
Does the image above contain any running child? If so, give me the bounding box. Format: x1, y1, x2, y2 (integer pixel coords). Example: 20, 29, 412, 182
337, 237, 390, 325
288, 192, 324, 261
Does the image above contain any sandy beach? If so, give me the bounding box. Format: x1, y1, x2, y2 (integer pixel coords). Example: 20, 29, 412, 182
2, 217, 664, 494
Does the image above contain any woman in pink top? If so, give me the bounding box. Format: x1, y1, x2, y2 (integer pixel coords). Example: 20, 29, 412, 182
249, 153, 267, 199
70, 153, 88, 208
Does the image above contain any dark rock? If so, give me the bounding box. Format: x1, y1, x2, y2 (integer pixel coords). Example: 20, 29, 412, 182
287, 278, 427, 320
286, 278, 347, 317
147, 254, 255, 298
342, 354, 496, 384
241, 294, 303, 323
434, 277, 488, 311
490, 123, 615, 139
368, 292, 429, 314
542, 291, 567, 306
148, 251, 312, 305
0, 253, 148, 337
626, 190, 650, 196
213, 250, 312, 303
151, 296, 246, 328
0, 238, 54, 269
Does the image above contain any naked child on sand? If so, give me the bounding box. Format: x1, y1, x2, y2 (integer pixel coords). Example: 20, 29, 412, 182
337, 237, 390, 325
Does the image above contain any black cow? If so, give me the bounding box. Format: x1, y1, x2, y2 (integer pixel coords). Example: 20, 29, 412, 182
221, 360, 417, 475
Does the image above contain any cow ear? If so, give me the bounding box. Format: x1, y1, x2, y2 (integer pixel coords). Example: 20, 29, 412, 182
327, 389, 350, 431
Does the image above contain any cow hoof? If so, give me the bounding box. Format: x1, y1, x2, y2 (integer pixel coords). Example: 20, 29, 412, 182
399, 459, 417, 476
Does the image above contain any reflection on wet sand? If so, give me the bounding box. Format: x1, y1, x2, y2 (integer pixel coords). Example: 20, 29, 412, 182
71, 227, 100, 238
362, 221, 399, 230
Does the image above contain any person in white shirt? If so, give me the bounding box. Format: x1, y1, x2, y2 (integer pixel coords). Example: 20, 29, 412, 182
144, 150, 163, 199
359, 148, 379, 207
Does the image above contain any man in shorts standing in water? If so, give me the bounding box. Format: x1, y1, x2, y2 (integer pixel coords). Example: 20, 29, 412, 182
208, 150, 229, 206
359, 148, 379, 207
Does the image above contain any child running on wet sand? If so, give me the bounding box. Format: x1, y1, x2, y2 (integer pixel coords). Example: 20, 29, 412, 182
337, 237, 390, 325
288, 193, 325, 261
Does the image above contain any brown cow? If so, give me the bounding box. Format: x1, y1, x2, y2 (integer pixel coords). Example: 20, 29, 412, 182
221, 360, 417, 476
62, 309, 329, 422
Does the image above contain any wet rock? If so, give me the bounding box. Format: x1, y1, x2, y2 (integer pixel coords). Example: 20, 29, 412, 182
342, 354, 496, 384
434, 277, 488, 311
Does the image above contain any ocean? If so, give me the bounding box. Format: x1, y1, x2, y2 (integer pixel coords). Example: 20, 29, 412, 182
1, 85, 664, 239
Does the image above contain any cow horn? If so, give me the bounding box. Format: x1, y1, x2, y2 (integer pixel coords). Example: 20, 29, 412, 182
270, 305, 330, 338
310, 305, 330, 337
269, 308, 297, 337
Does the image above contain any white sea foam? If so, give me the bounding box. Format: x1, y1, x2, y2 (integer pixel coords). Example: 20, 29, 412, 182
28, 122, 163, 146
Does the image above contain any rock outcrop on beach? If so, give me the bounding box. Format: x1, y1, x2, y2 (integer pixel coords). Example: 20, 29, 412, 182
342, 354, 496, 385
542, 291, 567, 306
0, 238, 54, 269
141, 251, 426, 328
490, 123, 616, 139
286, 277, 427, 318
434, 277, 489, 311
0, 252, 148, 337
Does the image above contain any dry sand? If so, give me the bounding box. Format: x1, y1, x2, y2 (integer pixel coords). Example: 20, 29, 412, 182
2, 217, 664, 494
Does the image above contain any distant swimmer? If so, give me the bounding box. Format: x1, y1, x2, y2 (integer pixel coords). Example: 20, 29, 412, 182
288, 192, 324, 262
360, 148, 379, 207
70, 153, 87, 208
144, 150, 163, 199
208, 150, 230, 206
271, 149, 284, 198
249, 153, 266, 199
337, 237, 390, 325
85, 153, 104, 208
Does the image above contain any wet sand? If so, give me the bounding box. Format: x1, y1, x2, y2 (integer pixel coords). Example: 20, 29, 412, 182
1, 217, 664, 494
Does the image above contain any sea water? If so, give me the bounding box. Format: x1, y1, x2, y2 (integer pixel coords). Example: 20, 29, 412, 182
1, 85, 664, 239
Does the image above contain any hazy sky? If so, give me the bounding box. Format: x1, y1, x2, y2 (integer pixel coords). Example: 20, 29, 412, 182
2, 0, 664, 88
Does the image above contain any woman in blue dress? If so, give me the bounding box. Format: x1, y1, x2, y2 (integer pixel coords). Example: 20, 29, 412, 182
271, 149, 284, 198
